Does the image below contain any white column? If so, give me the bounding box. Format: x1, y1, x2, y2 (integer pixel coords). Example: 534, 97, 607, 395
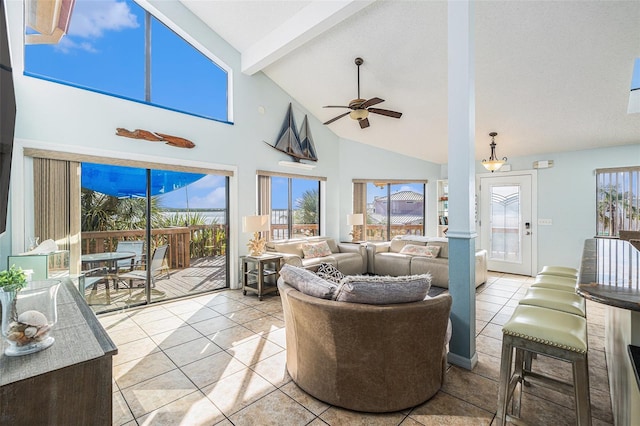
446, 0, 477, 370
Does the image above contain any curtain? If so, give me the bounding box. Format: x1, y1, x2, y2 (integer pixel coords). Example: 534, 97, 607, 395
33, 158, 81, 274
257, 175, 272, 240
353, 182, 366, 240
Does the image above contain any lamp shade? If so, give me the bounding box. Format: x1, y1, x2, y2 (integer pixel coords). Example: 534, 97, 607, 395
346, 213, 364, 226
482, 159, 506, 172
242, 215, 270, 233
349, 109, 369, 121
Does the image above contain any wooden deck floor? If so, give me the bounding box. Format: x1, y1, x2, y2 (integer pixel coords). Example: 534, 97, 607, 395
85, 256, 228, 314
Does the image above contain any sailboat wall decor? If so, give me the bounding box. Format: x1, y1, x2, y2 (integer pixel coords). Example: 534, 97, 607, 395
298, 115, 318, 161
265, 103, 318, 163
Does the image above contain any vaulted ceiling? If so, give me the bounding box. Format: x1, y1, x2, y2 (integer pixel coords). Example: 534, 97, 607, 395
181, 0, 640, 164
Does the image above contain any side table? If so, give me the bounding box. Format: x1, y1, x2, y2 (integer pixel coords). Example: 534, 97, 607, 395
242, 254, 283, 300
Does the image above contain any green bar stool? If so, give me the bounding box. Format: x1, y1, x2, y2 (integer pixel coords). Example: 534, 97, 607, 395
519, 287, 586, 317
531, 274, 577, 292
497, 305, 591, 425
538, 265, 579, 280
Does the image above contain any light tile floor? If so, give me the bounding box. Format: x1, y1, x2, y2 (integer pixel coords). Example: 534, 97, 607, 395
102, 272, 613, 425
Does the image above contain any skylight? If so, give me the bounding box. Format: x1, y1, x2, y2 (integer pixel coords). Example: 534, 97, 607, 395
629, 58, 639, 113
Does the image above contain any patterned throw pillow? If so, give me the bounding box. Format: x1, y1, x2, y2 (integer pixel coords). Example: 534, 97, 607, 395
399, 244, 440, 258
280, 264, 338, 299
302, 241, 332, 259
316, 262, 345, 283
334, 274, 432, 305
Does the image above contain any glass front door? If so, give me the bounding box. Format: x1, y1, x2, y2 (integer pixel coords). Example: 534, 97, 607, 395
480, 174, 534, 276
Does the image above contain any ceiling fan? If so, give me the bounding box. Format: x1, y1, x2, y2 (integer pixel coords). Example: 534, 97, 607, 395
323, 57, 402, 129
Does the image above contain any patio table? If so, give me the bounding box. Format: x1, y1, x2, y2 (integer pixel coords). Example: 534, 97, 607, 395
81, 251, 137, 291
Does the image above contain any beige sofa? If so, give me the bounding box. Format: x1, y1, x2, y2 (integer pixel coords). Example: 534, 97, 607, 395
367, 236, 488, 288
278, 278, 452, 412
265, 237, 367, 275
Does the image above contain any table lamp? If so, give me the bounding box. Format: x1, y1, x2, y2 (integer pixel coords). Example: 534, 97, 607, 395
347, 213, 364, 242
243, 215, 271, 256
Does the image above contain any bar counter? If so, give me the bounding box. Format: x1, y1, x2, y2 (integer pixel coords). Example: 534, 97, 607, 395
577, 238, 640, 426
577, 238, 640, 310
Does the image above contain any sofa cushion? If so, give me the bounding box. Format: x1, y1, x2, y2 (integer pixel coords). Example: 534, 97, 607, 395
308, 237, 339, 253
427, 241, 448, 258
334, 274, 432, 305
268, 240, 304, 257
302, 241, 332, 259
390, 238, 427, 253
280, 265, 338, 299
374, 252, 412, 276
316, 262, 345, 283
399, 244, 440, 258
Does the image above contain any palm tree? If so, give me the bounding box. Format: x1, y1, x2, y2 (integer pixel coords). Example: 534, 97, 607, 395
597, 186, 639, 236
81, 189, 162, 232
294, 188, 319, 224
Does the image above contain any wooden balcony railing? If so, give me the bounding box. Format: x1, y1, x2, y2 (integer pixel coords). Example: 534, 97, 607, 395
81, 224, 227, 269
268, 224, 423, 241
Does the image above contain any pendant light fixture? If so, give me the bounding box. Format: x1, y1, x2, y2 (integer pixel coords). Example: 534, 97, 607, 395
482, 132, 507, 172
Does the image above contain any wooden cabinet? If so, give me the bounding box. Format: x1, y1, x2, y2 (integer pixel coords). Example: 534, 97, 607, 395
437, 180, 448, 237
0, 280, 117, 425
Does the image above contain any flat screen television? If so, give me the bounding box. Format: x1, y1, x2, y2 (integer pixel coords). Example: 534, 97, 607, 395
0, 0, 16, 235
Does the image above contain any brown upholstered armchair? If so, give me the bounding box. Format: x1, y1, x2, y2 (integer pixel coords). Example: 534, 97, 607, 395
278, 280, 452, 413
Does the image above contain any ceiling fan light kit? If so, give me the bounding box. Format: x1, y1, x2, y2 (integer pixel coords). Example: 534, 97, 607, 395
482, 132, 507, 172
323, 57, 402, 129
349, 109, 369, 121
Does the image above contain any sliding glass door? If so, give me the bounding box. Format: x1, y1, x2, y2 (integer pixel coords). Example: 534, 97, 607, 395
80, 162, 229, 313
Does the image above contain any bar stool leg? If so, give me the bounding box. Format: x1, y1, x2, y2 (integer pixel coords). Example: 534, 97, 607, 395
573, 355, 592, 426
512, 347, 525, 416
497, 336, 514, 426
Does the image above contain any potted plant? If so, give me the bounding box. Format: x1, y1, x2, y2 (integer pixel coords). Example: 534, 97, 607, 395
0, 265, 28, 322
0, 265, 61, 356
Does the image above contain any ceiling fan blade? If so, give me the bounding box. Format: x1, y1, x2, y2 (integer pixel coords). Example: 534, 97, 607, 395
359, 117, 370, 129
369, 108, 402, 119
323, 111, 351, 125
361, 97, 384, 109
323, 105, 351, 109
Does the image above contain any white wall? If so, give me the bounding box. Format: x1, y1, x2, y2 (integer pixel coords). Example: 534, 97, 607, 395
337, 139, 441, 240
1, 1, 437, 270
477, 144, 640, 270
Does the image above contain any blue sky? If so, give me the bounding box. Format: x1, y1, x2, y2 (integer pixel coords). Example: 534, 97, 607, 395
271, 177, 318, 210
25, 0, 228, 120
632, 58, 640, 90
366, 183, 424, 203
28, 0, 230, 211
157, 175, 227, 209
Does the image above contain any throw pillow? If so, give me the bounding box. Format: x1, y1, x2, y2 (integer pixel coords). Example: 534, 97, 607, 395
302, 241, 332, 259
334, 274, 432, 305
399, 244, 440, 258
279, 264, 338, 299
316, 262, 345, 284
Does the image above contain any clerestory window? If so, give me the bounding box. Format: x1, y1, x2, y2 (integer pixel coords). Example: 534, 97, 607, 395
24, 0, 230, 122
